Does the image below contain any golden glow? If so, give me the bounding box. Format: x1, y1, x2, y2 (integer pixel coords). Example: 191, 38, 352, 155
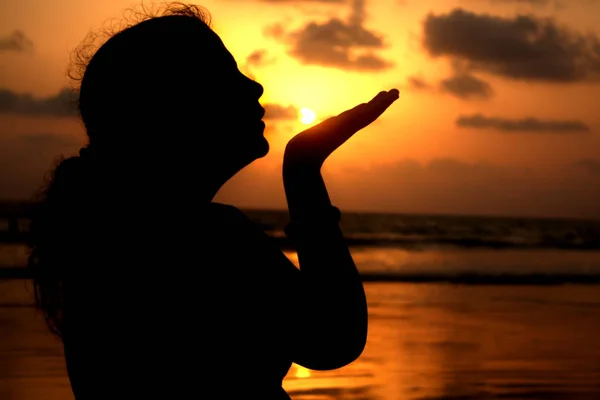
299, 107, 316, 125
294, 365, 311, 378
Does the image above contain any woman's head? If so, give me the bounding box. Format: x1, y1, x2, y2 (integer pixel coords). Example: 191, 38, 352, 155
77, 3, 267, 170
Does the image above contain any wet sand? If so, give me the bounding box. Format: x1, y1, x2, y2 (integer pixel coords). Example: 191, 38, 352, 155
1, 280, 599, 400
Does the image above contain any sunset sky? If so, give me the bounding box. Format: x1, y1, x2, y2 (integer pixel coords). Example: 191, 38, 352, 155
1, 0, 600, 218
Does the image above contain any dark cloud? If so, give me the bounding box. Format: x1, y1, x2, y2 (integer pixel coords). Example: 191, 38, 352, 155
338, 158, 600, 218
245, 49, 276, 68
489, 0, 599, 6
264, 0, 394, 71
407, 76, 430, 90
263, 103, 298, 120
574, 159, 600, 175
0, 30, 33, 52
456, 114, 590, 132
440, 73, 494, 99
0, 88, 78, 117
0, 132, 83, 200
490, 0, 551, 4
422, 8, 600, 82
20, 133, 79, 147
404, 72, 493, 100
217, 157, 600, 219
258, 0, 345, 2
247, 49, 267, 66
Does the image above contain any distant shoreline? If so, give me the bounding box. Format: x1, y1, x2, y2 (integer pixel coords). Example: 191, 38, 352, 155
2, 266, 600, 285
2, 200, 600, 251
3, 231, 600, 251
0, 200, 598, 223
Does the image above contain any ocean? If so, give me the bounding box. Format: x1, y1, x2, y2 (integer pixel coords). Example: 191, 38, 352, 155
1, 209, 600, 399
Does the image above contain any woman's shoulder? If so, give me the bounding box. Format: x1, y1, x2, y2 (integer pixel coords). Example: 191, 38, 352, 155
205, 202, 269, 242
207, 202, 254, 225
207, 202, 245, 214
207, 203, 287, 253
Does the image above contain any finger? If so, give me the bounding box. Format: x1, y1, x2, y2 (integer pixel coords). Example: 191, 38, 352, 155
345, 89, 399, 130
335, 91, 388, 119
331, 89, 399, 121
301, 89, 399, 147
317, 90, 397, 141
368, 90, 393, 106
364, 90, 399, 120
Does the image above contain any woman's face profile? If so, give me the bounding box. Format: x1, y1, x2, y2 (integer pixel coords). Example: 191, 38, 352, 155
197, 29, 269, 161
79, 15, 270, 171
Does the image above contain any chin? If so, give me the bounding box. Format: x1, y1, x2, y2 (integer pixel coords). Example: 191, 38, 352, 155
236, 121, 269, 160
253, 121, 269, 157
254, 136, 270, 158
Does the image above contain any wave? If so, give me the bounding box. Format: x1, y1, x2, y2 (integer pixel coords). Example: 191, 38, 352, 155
269, 233, 600, 251
253, 210, 600, 251
359, 272, 600, 285
3, 207, 600, 251
1, 266, 599, 285
6, 228, 600, 250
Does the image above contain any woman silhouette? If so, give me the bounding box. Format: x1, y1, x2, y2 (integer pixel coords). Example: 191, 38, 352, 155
27, 3, 399, 399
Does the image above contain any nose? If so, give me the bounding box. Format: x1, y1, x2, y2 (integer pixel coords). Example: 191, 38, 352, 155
243, 74, 263, 99
252, 79, 264, 99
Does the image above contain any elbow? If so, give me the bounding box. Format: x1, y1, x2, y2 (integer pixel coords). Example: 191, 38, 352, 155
291, 290, 369, 370
293, 326, 368, 371
315, 340, 366, 371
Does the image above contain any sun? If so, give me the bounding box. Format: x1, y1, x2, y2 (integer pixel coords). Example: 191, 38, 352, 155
299, 107, 316, 124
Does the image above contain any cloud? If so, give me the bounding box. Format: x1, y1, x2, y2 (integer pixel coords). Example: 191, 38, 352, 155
263, 103, 298, 120
0, 132, 83, 200
247, 49, 268, 66
488, 0, 600, 6
242, 49, 277, 79
0, 30, 33, 52
407, 76, 431, 90
20, 133, 80, 147
338, 158, 600, 218
440, 72, 494, 99
217, 157, 600, 219
573, 159, 600, 175
456, 114, 590, 132
490, 0, 551, 4
245, 49, 276, 68
403, 71, 493, 100
264, 0, 394, 71
1, 126, 597, 219
0, 88, 78, 117
258, 0, 345, 2
422, 8, 600, 82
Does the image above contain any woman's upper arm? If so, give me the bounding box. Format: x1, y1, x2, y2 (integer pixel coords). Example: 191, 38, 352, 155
221, 205, 300, 279
220, 205, 363, 370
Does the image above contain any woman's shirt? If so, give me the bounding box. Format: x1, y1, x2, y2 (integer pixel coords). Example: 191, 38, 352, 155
61, 202, 299, 399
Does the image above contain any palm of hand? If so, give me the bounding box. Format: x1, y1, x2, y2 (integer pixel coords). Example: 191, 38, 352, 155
284, 89, 399, 169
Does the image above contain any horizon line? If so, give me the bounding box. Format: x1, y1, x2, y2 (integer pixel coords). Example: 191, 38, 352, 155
0, 199, 598, 222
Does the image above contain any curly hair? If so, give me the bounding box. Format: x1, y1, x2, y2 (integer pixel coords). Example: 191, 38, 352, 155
28, 2, 212, 338
68, 2, 211, 86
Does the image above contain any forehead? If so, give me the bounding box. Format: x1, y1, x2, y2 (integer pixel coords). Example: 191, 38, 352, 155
140, 16, 238, 67
203, 29, 237, 66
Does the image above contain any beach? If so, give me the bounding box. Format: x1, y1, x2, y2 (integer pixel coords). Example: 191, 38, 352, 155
2, 278, 600, 399
2, 210, 600, 399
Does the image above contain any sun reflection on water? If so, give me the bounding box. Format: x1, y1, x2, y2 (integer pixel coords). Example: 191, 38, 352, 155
295, 365, 311, 378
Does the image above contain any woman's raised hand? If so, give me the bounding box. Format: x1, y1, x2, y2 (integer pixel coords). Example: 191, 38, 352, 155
283, 89, 399, 170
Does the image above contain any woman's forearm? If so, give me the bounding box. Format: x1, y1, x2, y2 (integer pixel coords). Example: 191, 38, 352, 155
283, 167, 356, 279
283, 166, 368, 369
283, 167, 332, 220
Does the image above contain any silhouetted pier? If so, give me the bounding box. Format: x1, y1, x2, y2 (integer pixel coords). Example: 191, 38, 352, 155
0, 201, 31, 244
